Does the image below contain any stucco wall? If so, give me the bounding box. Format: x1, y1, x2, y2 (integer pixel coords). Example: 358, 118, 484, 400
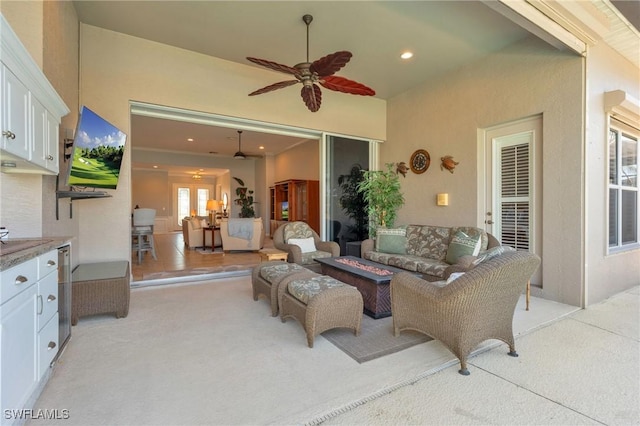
77, 24, 385, 263
386, 36, 584, 306
585, 42, 640, 304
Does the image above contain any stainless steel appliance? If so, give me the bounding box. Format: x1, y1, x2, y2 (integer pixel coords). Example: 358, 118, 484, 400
56, 244, 71, 359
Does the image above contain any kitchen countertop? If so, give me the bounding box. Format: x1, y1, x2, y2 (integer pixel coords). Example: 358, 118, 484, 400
0, 237, 72, 271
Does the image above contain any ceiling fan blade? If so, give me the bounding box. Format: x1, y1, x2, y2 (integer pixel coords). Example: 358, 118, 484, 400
310, 51, 352, 77
246, 57, 300, 76
248, 80, 299, 96
301, 84, 322, 112
319, 76, 376, 96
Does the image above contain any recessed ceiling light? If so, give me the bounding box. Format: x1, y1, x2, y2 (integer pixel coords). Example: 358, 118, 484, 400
187, 138, 194, 142
152, 165, 158, 169
400, 51, 414, 60
259, 146, 264, 150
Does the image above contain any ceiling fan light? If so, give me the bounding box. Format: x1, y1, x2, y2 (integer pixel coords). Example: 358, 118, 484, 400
233, 152, 246, 160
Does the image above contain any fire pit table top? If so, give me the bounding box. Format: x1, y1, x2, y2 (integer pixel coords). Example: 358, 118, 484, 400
315, 256, 408, 284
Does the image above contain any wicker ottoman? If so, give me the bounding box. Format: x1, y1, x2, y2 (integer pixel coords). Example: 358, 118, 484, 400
71, 261, 130, 325
277, 272, 363, 348
251, 261, 308, 316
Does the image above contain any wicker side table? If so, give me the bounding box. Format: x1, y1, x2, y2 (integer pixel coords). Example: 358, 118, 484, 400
71, 261, 130, 325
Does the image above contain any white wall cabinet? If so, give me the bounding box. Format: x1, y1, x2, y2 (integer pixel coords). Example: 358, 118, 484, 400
1, 66, 29, 159
0, 249, 59, 425
31, 95, 59, 174
0, 14, 68, 175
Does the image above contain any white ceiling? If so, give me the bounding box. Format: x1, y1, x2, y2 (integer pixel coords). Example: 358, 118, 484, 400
69, 1, 590, 177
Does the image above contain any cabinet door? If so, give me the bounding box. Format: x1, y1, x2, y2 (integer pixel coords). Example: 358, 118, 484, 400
31, 95, 46, 167
46, 111, 59, 174
38, 312, 59, 379
0, 285, 38, 415
29, 97, 58, 174
1, 66, 29, 158
37, 272, 58, 332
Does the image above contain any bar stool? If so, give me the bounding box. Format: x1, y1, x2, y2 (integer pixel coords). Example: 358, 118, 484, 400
132, 208, 157, 264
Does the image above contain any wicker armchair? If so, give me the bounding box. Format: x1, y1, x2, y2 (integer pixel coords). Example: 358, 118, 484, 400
391, 250, 540, 375
273, 221, 339, 273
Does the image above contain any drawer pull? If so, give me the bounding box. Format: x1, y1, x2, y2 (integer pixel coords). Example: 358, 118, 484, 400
47, 260, 56, 267
47, 341, 56, 350
37, 295, 43, 314
47, 155, 54, 160
2, 130, 16, 139
15, 275, 28, 285
47, 294, 56, 302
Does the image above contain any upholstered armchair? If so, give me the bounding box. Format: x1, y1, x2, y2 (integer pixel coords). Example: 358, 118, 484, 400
219, 218, 265, 252
273, 221, 340, 273
391, 250, 540, 375
182, 217, 221, 249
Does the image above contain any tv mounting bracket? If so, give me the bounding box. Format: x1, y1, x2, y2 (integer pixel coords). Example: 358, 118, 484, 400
55, 176, 112, 220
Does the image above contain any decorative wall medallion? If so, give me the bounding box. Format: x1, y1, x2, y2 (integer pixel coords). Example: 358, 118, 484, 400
410, 149, 430, 174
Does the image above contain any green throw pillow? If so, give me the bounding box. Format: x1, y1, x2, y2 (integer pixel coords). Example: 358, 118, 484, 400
446, 231, 481, 264
376, 227, 407, 254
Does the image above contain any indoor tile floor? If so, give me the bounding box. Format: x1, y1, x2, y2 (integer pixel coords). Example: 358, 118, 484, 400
130, 231, 274, 282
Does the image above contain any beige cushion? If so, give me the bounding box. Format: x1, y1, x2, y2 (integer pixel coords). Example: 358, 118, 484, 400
288, 237, 316, 253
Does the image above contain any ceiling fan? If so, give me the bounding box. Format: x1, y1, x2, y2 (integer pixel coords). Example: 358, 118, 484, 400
233, 130, 261, 160
247, 14, 375, 112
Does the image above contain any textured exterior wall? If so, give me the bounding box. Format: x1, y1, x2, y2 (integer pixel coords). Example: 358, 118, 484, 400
386, 36, 584, 306
77, 24, 384, 263
585, 42, 640, 304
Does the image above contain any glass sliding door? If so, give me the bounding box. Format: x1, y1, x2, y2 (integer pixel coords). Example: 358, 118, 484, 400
324, 135, 373, 255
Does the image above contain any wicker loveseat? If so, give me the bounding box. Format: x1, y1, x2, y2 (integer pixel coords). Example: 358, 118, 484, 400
361, 225, 500, 282
391, 250, 541, 375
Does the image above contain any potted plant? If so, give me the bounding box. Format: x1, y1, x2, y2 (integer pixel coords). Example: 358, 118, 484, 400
357, 163, 405, 236
337, 164, 369, 241
232, 177, 255, 218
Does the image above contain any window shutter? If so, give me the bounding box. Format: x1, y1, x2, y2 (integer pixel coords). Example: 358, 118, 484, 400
499, 143, 530, 250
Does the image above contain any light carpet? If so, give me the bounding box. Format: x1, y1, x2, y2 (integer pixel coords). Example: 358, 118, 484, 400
30, 275, 581, 425
322, 315, 431, 363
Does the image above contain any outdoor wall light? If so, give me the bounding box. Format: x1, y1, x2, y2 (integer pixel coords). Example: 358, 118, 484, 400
437, 193, 449, 206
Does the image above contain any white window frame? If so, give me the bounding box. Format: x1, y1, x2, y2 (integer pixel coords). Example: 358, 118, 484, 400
607, 118, 639, 253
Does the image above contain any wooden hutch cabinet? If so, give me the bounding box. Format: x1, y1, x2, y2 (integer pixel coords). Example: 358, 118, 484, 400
270, 179, 319, 233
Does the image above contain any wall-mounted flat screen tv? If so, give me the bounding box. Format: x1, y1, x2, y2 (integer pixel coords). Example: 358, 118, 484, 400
66, 106, 127, 189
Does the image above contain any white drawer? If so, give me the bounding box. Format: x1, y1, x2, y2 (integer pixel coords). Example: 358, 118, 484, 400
1, 257, 37, 304
38, 249, 58, 279
38, 312, 59, 379
37, 271, 58, 331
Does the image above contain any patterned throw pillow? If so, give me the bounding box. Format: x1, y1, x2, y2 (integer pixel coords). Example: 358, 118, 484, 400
376, 227, 407, 254
445, 231, 481, 264
472, 245, 516, 265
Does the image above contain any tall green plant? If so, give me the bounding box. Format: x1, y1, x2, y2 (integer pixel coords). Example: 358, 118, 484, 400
337, 164, 369, 241
357, 163, 405, 235
232, 177, 255, 218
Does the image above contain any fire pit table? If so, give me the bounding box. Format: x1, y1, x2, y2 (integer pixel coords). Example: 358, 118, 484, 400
315, 256, 414, 319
